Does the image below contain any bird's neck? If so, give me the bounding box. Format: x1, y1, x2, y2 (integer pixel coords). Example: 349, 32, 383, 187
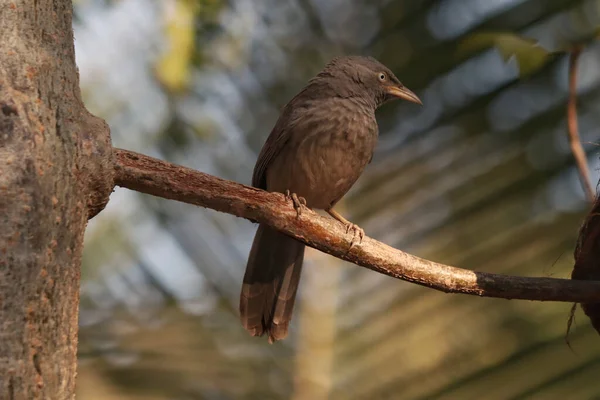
307, 77, 378, 111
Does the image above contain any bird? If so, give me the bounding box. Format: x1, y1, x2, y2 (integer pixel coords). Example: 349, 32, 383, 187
239, 55, 422, 343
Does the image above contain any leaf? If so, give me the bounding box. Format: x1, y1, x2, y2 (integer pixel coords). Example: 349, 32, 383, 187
458, 32, 553, 77
155, 0, 198, 93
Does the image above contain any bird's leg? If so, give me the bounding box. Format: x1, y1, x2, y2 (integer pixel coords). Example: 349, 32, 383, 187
285, 190, 307, 217
326, 208, 365, 246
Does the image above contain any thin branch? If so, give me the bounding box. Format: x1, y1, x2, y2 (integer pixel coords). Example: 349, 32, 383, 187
567, 45, 595, 202
113, 148, 600, 303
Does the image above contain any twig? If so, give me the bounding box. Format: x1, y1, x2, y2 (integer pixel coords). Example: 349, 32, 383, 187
567, 46, 595, 202
566, 303, 577, 351
113, 148, 600, 303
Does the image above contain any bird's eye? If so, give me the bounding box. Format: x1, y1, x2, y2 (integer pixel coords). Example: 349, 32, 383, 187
378, 73, 387, 81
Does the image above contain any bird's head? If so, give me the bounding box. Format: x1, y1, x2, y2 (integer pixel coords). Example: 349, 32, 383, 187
314, 56, 422, 108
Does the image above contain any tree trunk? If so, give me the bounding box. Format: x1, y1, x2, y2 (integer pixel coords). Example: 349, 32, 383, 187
0, 2, 112, 399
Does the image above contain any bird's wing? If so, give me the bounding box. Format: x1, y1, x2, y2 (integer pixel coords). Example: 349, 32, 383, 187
251, 110, 294, 189
252, 82, 334, 189
251, 88, 313, 189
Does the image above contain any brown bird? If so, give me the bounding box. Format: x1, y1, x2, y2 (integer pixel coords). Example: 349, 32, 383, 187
240, 55, 421, 343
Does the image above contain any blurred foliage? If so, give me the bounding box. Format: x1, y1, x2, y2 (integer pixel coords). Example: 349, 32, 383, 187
75, 0, 600, 399
155, 0, 225, 93
458, 32, 556, 77
155, 0, 197, 93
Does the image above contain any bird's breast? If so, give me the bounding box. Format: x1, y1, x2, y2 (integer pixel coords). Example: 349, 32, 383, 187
266, 98, 378, 209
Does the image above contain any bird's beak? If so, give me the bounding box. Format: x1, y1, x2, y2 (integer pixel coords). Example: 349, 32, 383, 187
386, 85, 422, 105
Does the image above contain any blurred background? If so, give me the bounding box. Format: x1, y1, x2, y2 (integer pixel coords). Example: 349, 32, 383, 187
75, 0, 600, 398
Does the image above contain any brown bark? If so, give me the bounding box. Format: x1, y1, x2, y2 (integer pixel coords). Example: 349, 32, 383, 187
114, 149, 600, 304
572, 187, 600, 334
0, 2, 112, 399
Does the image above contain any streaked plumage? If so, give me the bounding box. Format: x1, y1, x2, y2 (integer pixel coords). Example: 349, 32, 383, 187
240, 56, 421, 343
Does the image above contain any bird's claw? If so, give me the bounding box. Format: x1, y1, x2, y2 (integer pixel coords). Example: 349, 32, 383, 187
345, 223, 365, 248
285, 190, 307, 217
326, 208, 365, 248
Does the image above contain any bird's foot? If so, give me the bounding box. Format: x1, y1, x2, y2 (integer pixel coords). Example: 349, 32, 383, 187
327, 208, 365, 247
345, 223, 365, 248
285, 190, 307, 217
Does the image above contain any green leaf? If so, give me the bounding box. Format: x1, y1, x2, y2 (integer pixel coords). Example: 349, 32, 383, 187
458, 32, 553, 77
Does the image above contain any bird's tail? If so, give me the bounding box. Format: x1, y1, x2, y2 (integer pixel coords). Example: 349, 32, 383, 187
240, 224, 305, 343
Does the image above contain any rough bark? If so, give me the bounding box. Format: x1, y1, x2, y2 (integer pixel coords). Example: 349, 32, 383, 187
572, 192, 600, 334
0, 2, 112, 399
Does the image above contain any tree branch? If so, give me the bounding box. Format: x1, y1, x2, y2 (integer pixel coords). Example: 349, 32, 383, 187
113, 148, 600, 303
567, 45, 595, 202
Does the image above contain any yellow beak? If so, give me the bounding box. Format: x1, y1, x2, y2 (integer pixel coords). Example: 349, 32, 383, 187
386, 85, 422, 105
